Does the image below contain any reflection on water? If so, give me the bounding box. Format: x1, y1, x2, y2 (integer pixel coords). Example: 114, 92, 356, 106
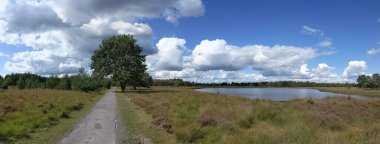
196, 88, 366, 101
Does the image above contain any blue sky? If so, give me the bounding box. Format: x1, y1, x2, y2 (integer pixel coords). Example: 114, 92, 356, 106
0, 0, 379, 82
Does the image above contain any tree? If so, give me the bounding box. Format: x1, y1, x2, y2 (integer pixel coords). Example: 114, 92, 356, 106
357, 75, 368, 88
90, 34, 149, 92
372, 73, 380, 88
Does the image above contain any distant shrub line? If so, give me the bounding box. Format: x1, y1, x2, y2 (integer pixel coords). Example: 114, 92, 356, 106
0, 68, 111, 92
152, 79, 356, 87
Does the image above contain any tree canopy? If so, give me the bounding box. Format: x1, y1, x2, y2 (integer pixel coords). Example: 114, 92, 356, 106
90, 34, 152, 92
357, 73, 380, 89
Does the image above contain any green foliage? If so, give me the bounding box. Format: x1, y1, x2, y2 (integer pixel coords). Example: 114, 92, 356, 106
55, 75, 71, 90
45, 76, 60, 89
91, 34, 151, 92
152, 79, 356, 87
356, 73, 380, 88
0, 68, 110, 92
16, 78, 26, 89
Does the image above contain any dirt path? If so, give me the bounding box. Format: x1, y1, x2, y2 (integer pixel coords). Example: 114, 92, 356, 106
60, 89, 125, 144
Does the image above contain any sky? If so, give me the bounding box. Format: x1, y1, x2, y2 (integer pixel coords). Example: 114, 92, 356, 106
0, 0, 379, 83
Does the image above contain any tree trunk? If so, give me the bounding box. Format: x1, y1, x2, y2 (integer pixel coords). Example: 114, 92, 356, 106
120, 82, 126, 92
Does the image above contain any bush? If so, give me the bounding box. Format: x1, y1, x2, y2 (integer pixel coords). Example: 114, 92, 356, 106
16, 78, 26, 89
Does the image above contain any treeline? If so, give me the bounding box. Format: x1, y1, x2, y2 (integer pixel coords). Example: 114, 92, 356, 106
152, 79, 355, 87
357, 73, 380, 88
0, 68, 111, 92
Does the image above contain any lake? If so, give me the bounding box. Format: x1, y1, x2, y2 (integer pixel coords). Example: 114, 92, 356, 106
196, 88, 365, 101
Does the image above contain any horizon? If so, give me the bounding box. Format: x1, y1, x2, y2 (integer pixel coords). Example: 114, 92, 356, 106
0, 0, 379, 83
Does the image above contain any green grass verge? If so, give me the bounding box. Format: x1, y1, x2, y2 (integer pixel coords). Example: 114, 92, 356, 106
0, 89, 103, 143
116, 91, 176, 144
122, 87, 380, 144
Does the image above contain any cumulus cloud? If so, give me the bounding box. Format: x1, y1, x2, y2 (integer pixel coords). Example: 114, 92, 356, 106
47, 0, 204, 25
343, 61, 367, 78
147, 38, 325, 82
147, 37, 367, 83
0, 0, 204, 75
149, 68, 267, 83
164, 0, 205, 23
367, 48, 380, 55
148, 38, 187, 71
189, 39, 316, 76
318, 39, 332, 48
302, 25, 324, 37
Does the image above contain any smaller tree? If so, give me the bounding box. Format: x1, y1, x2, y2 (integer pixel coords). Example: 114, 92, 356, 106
372, 73, 380, 88
17, 78, 26, 89
357, 75, 368, 88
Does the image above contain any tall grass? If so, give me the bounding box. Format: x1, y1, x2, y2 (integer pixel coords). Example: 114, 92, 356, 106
0, 88, 102, 142
122, 87, 380, 144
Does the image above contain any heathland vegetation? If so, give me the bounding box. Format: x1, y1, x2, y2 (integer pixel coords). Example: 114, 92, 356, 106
118, 87, 380, 144
0, 89, 102, 143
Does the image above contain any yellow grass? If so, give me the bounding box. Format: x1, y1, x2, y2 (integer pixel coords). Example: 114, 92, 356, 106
0, 88, 103, 143
118, 86, 380, 144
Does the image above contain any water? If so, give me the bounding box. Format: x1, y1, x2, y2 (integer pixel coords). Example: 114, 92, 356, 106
196, 88, 366, 101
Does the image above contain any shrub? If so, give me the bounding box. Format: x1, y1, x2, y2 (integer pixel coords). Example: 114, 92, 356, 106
238, 115, 254, 128
199, 115, 217, 127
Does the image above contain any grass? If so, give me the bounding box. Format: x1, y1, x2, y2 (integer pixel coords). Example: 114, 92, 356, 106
315, 87, 380, 97
119, 86, 380, 144
116, 91, 176, 144
0, 88, 103, 143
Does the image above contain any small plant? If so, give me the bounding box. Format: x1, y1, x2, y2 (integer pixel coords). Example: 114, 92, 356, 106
307, 98, 314, 105
238, 115, 254, 128
60, 111, 70, 118
199, 115, 217, 127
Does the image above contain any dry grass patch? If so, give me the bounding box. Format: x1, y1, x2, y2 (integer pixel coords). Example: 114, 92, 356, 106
0, 88, 102, 143
123, 87, 380, 143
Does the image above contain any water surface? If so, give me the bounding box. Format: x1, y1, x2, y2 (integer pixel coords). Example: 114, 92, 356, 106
196, 88, 365, 101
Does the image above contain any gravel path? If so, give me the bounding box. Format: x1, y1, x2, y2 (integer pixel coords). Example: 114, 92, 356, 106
60, 89, 125, 144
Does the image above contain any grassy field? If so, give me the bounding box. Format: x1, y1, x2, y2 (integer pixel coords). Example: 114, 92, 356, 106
118, 87, 380, 144
0, 88, 103, 143
315, 87, 380, 97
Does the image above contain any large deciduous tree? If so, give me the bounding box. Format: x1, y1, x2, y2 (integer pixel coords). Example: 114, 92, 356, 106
91, 35, 151, 92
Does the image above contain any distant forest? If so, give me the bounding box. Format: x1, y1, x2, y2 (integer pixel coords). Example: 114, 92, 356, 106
152, 79, 355, 87
1, 72, 379, 90
0, 68, 111, 92
153, 73, 380, 89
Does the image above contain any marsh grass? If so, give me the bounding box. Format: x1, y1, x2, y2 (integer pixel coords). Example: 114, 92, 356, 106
0, 88, 102, 143
315, 87, 380, 97
121, 87, 380, 144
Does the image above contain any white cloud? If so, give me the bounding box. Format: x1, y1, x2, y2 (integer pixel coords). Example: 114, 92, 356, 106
47, 0, 204, 25
148, 38, 187, 71
0, 0, 204, 75
0, 0, 9, 15
164, 0, 205, 23
189, 39, 316, 76
146, 38, 365, 83
302, 25, 324, 37
367, 48, 380, 55
318, 39, 332, 48
343, 61, 367, 78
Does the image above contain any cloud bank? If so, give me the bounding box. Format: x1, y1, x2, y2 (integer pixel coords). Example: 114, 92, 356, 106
0, 0, 204, 75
